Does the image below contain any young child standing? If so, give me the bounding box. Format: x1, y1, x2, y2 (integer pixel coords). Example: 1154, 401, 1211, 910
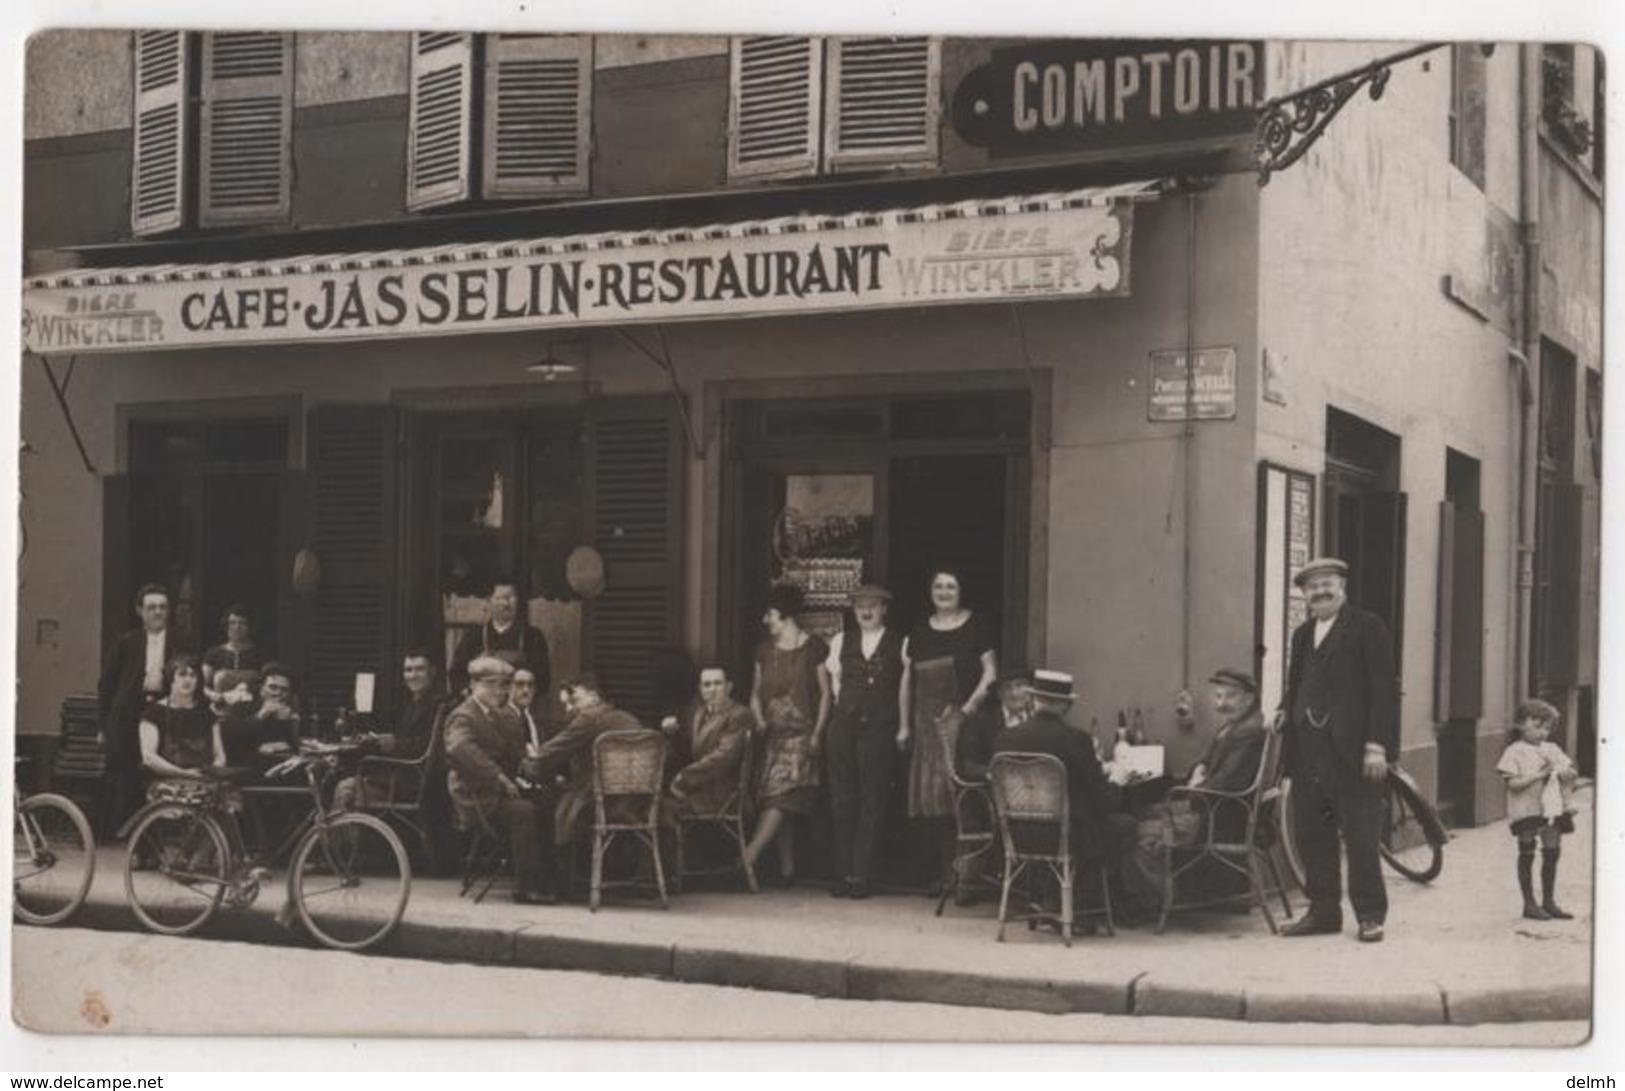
1496, 699, 1580, 920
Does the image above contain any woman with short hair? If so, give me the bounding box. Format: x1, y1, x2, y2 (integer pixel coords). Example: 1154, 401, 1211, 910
138, 653, 224, 788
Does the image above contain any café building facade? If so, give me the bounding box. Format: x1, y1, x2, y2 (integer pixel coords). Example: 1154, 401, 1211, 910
17, 32, 1602, 827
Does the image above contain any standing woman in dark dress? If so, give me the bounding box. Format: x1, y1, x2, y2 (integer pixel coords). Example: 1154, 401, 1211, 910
743, 584, 832, 886
899, 568, 998, 889
201, 604, 266, 693
138, 653, 225, 789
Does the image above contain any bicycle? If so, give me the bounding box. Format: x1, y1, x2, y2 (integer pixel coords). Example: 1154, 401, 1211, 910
119, 742, 411, 951
14, 786, 97, 926
1276, 763, 1449, 888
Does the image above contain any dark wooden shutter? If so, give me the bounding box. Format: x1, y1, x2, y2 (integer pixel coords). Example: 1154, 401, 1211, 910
308, 407, 399, 717
584, 398, 684, 722
101, 474, 132, 663
825, 36, 940, 172
407, 32, 475, 211
199, 32, 293, 226
1541, 483, 1585, 688
1450, 44, 1487, 190
729, 36, 821, 181
1433, 501, 1484, 721
131, 30, 190, 236
1354, 491, 1408, 671
483, 34, 592, 199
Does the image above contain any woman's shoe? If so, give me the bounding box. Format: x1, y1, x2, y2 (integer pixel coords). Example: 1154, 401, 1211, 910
847, 877, 871, 900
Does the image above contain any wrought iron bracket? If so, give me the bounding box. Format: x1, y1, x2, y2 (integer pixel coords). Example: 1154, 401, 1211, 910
1254, 42, 1445, 185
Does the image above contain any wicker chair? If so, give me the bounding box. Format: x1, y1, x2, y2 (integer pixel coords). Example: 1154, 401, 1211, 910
933, 709, 997, 916
353, 704, 446, 872
590, 730, 669, 911
1155, 721, 1294, 934
988, 751, 1114, 946
672, 728, 758, 894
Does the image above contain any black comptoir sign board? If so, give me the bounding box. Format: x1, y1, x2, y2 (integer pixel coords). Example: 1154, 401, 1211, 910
952, 39, 1265, 158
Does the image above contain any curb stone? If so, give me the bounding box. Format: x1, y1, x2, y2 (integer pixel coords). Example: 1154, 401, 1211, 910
1243, 979, 1447, 1025
672, 947, 847, 998
847, 964, 1132, 1015
1445, 983, 1592, 1025
1133, 975, 1247, 1021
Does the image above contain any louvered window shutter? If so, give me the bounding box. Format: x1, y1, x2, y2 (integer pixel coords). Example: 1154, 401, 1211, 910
826, 36, 940, 172
308, 406, 399, 717
584, 398, 685, 723
199, 32, 293, 227
407, 32, 475, 210
728, 36, 822, 181
483, 34, 592, 199
131, 31, 190, 236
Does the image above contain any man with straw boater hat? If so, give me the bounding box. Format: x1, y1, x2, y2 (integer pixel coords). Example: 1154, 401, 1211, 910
1279, 556, 1400, 943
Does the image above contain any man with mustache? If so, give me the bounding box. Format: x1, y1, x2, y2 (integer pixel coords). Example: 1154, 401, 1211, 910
1280, 557, 1400, 943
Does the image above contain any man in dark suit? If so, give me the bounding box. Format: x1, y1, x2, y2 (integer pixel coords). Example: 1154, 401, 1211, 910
450, 580, 551, 696
993, 669, 1135, 930
1279, 556, 1400, 943
97, 584, 191, 837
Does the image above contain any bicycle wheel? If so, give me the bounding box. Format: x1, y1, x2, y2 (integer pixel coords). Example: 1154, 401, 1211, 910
124, 805, 230, 936
1379, 773, 1445, 882
1274, 778, 1307, 891
291, 812, 411, 952
14, 793, 97, 926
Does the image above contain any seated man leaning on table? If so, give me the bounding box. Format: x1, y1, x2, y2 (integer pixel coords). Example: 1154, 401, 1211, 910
445, 656, 559, 905
333, 649, 447, 812
1116, 668, 1269, 919
661, 662, 753, 820
527, 673, 653, 849
216, 662, 301, 773
992, 669, 1138, 932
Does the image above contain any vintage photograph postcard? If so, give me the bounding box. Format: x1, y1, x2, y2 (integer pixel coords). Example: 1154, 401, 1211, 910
9, 13, 1604, 1049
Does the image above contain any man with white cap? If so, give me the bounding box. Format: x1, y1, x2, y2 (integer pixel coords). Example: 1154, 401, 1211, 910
1279, 556, 1399, 943
993, 668, 1136, 931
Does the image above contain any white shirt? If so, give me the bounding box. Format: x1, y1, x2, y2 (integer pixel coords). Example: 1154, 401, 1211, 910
1313, 613, 1338, 649
143, 630, 167, 694
824, 628, 885, 700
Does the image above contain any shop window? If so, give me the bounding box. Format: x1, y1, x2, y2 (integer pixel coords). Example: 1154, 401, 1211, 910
728, 36, 941, 182
1449, 44, 1487, 190
406, 32, 593, 211
131, 31, 294, 236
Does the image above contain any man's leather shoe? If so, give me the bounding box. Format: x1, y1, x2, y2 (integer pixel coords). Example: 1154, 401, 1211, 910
1543, 901, 1575, 920
1357, 920, 1385, 943
513, 889, 557, 906
1280, 915, 1342, 937
847, 877, 870, 900
828, 880, 850, 899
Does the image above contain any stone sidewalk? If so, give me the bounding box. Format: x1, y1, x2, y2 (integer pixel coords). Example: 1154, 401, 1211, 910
47, 787, 1594, 1028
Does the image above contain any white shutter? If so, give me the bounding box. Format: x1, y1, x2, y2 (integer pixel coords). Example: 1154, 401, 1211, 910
199, 32, 293, 226
728, 36, 821, 181
407, 32, 474, 210
482, 34, 592, 199
825, 36, 939, 172
131, 30, 190, 236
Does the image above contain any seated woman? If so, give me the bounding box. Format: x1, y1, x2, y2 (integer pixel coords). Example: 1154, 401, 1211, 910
1117, 668, 1267, 921
138, 653, 226, 796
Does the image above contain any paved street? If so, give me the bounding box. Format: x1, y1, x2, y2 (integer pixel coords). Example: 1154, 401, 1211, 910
11, 787, 1595, 1038
10, 926, 1588, 1049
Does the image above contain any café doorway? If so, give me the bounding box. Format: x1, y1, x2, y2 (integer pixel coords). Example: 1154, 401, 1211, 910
720, 391, 1031, 887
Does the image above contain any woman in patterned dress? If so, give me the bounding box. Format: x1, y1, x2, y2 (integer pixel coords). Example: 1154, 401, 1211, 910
743, 584, 832, 886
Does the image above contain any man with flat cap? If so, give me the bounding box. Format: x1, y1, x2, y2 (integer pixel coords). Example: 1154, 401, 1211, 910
1280, 556, 1400, 942
823, 584, 906, 899
444, 655, 558, 904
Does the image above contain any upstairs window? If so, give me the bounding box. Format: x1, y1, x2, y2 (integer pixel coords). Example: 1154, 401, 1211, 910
1448, 43, 1487, 190
728, 36, 940, 182
1543, 43, 1604, 178
407, 32, 594, 211
131, 30, 294, 236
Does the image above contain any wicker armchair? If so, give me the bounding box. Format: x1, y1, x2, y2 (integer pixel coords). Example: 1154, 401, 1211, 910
672, 729, 758, 894
1155, 721, 1293, 934
988, 751, 1113, 946
353, 704, 446, 872
590, 730, 669, 911
933, 708, 997, 915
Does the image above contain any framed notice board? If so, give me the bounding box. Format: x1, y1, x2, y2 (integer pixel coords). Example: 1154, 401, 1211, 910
1255, 462, 1317, 711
